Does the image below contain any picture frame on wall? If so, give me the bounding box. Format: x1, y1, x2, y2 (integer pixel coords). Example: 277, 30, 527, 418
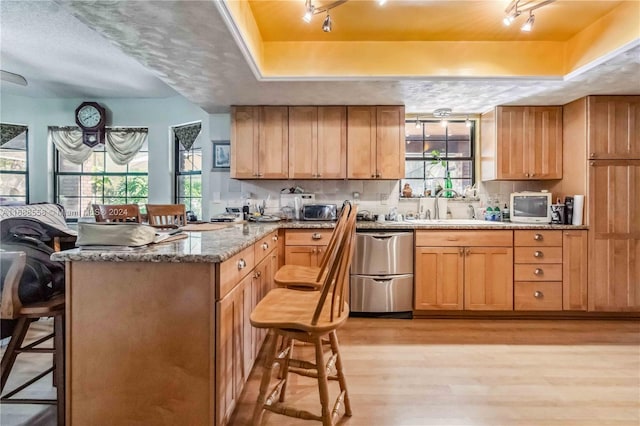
212, 140, 230, 171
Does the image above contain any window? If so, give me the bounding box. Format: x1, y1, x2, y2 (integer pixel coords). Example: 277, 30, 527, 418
174, 134, 202, 219
54, 141, 148, 220
0, 125, 28, 205
402, 120, 475, 197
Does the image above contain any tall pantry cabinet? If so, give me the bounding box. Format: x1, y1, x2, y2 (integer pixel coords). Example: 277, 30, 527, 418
559, 96, 640, 312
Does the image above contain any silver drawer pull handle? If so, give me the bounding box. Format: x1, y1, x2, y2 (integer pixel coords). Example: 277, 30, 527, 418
534, 268, 543, 275
534, 291, 543, 299
534, 251, 543, 258
534, 233, 543, 241
237, 259, 246, 270
312, 233, 323, 240
262, 242, 269, 250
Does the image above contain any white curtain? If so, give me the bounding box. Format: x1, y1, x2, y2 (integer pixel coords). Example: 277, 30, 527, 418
49, 127, 92, 164
49, 127, 148, 165
105, 128, 147, 165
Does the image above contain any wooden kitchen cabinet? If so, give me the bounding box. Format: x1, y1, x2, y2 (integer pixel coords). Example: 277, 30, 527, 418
481, 106, 562, 180
588, 160, 640, 312
415, 247, 464, 310
563, 230, 588, 311
347, 106, 405, 179
231, 106, 288, 179
284, 229, 332, 267
289, 106, 346, 179
415, 230, 513, 311
587, 95, 640, 159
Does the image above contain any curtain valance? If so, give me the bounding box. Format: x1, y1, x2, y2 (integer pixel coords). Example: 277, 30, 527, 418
173, 122, 201, 150
49, 126, 148, 165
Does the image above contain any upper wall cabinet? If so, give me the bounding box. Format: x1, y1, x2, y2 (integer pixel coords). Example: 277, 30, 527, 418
347, 106, 405, 179
231, 106, 289, 179
481, 106, 562, 180
289, 106, 347, 179
588, 96, 640, 160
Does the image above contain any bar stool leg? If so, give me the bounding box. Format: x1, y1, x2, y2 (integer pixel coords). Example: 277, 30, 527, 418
1, 317, 29, 392
252, 329, 277, 426
314, 335, 332, 426
54, 314, 65, 426
278, 337, 294, 403
329, 330, 352, 416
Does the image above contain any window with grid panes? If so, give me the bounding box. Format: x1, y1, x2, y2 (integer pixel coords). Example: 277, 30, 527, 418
174, 135, 202, 219
54, 141, 148, 220
402, 120, 474, 197
0, 126, 28, 205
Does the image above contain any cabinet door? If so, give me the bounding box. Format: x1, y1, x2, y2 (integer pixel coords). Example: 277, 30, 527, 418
588, 96, 640, 159
414, 247, 464, 310
588, 160, 640, 311
528, 106, 562, 179
259, 106, 289, 178
289, 106, 318, 179
347, 106, 376, 179
563, 230, 588, 311
251, 257, 271, 361
284, 245, 321, 267
464, 247, 514, 310
496, 106, 528, 179
376, 105, 405, 179
317, 106, 347, 179
216, 275, 249, 425
231, 106, 259, 178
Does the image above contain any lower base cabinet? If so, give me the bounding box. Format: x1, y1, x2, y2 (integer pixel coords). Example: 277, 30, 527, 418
414, 231, 514, 310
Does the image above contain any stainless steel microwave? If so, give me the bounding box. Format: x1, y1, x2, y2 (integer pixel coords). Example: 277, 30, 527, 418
509, 191, 552, 223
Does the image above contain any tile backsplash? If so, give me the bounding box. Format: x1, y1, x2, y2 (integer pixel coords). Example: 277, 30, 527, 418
208, 172, 558, 219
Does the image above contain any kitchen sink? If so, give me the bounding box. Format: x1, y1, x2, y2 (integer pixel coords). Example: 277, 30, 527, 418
402, 219, 510, 225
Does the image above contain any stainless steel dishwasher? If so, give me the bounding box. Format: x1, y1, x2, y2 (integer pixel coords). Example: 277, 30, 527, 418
350, 231, 413, 314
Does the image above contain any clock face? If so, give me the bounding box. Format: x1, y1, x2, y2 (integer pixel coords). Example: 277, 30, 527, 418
77, 105, 102, 128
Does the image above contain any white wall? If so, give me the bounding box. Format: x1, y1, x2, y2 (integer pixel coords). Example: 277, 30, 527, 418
1, 93, 212, 216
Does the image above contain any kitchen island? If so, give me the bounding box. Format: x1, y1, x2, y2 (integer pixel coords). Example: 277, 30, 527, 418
53, 220, 589, 426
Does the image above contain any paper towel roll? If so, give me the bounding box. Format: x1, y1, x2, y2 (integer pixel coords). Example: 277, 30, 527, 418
572, 195, 584, 226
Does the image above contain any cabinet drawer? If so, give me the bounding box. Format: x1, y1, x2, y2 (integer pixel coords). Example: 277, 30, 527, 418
285, 229, 333, 246
514, 281, 563, 311
254, 231, 278, 264
514, 230, 562, 247
416, 230, 512, 247
218, 245, 255, 299
514, 247, 562, 264
514, 264, 562, 281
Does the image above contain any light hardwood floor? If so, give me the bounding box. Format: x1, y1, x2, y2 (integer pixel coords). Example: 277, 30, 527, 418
2, 318, 639, 425
232, 318, 640, 426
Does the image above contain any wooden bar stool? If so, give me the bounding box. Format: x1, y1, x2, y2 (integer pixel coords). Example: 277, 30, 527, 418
92, 203, 142, 223
250, 209, 357, 426
274, 201, 353, 291
0, 251, 65, 426
145, 204, 187, 229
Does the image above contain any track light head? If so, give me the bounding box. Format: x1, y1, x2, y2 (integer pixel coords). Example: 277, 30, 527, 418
521, 12, 535, 32
415, 117, 421, 129
322, 14, 332, 32
465, 117, 472, 128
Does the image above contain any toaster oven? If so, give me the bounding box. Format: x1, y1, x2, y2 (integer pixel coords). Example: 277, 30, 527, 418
302, 204, 337, 221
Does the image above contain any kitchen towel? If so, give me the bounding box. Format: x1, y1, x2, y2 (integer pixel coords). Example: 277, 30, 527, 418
572, 195, 584, 226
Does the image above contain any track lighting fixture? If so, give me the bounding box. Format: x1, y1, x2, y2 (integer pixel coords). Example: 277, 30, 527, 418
502, 0, 554, 32
465, 116, 472, 128
302, 0, 348, 32
322, 13, 332, 32
415, 116, 421, 129
521, 12, 535, 32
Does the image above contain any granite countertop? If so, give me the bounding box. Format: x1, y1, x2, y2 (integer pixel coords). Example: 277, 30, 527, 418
52, 220, 587, 263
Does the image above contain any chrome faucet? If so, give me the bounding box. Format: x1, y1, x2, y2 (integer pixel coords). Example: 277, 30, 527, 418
434, 188, 463, 220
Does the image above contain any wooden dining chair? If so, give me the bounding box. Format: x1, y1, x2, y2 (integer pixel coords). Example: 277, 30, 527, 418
274, 201, 353, 291
145, 204, 187, 229
92, 203, 142, 223
250, 206, 357, 426
0, 252, 65, 426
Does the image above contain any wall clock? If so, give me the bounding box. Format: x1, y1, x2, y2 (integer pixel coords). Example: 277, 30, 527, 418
75, 101, 106, 147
